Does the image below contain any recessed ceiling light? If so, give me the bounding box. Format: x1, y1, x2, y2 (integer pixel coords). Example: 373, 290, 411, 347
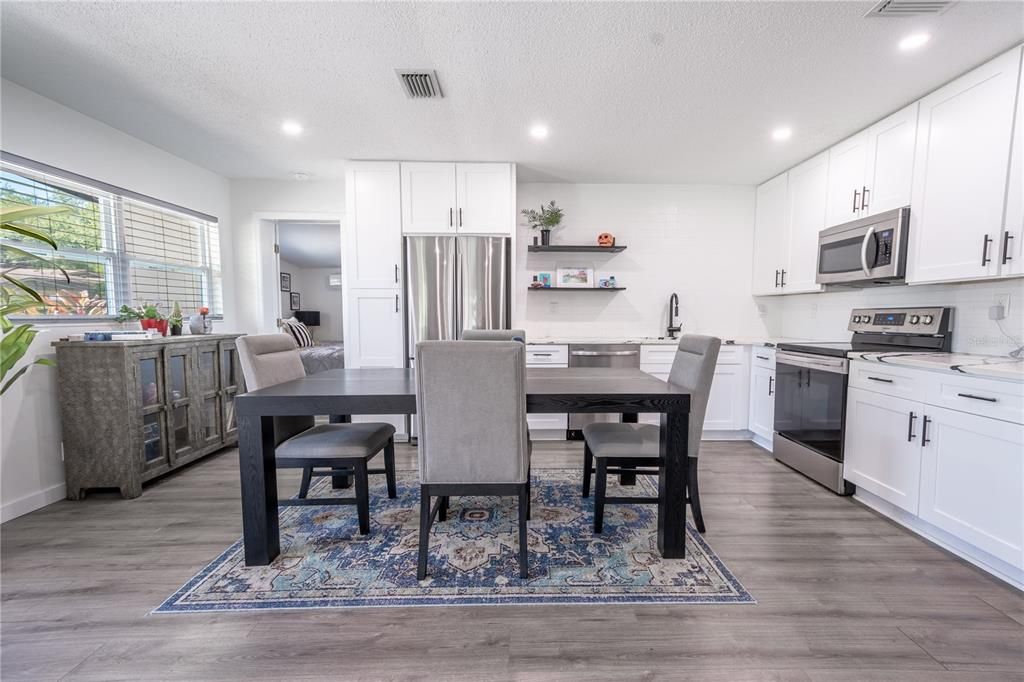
292, 171, 311, 181
281, 120, 304, 136
771, 126, 793, 142
529, 124, 549, 140
899, 32, 931, 51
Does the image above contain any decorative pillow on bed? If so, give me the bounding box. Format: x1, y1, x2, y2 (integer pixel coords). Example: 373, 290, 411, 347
281, 317, 314, 348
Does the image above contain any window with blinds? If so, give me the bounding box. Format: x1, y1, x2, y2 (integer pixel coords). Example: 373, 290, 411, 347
0, 159, 222, 319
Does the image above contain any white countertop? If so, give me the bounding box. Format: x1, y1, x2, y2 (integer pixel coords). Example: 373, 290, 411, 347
526, 335, 806, 347
852, 351, 1024, 383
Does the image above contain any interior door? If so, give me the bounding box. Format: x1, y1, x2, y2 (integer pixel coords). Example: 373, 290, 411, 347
864, 103, 918, 217
907, 47, 1020, 284
401, 162, 457, 234
824, 131, 867, 228
455, 163, 512, 234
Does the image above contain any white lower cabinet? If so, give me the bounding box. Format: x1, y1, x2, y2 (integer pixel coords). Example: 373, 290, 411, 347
918, 406, 1024, 568
703, 350, 750, 432
526, 345, 568, 438
845, 360, 1024, 584
748, 364, 775, 447
844, 387, 923, 514
344, 289, 406, 437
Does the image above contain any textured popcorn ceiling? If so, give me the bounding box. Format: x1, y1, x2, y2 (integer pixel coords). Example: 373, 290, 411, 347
1, 1, 1021, 183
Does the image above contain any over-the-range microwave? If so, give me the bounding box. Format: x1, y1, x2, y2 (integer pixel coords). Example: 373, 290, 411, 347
816, 206, 910, 287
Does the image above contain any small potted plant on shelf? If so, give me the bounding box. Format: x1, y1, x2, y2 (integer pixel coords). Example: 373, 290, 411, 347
168, 301, 184, 336
141, 303, 168, 336
521, 200, 564, 246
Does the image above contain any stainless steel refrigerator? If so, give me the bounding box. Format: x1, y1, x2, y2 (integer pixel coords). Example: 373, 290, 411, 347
404, 235, 511, 364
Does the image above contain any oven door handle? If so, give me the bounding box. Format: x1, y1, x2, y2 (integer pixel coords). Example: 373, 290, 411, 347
860, 226, 876, 277
570, 350, 639, 357
776, 351, 849, 375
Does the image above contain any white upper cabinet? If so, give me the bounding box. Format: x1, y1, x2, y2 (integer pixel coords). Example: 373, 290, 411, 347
825, 132, 868, 228
824, 103, 918, 228
456, 163, 513, 234
401, 162, 458, 235
1002, 49, 1024, 278
863, 103, 918, 217
344, 162, 403, 289
752, 172, 789, 295
401, 162, 514, 235
907, 47, 1022, 284
784, 152, 827, 293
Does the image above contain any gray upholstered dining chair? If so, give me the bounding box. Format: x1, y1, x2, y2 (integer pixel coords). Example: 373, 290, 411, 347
236, 333, 397, 534
461, 328, 527, 343
581, 334, 721, 535
415, 340, 531, 580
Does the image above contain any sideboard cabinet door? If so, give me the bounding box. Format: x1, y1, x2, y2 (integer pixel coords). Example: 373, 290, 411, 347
133, 349, 171, 476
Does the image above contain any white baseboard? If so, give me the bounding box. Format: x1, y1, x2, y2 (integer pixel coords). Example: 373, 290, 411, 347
750, 433, 773, 452
1, 482, 66, 523
702, 429, 753, 441
854, 488, 1023, 590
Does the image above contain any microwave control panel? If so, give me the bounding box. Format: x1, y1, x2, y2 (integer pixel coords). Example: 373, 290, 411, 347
874, 229, 894, 265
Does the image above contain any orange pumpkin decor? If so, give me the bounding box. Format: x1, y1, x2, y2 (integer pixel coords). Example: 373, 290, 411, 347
597, 232, 615, 247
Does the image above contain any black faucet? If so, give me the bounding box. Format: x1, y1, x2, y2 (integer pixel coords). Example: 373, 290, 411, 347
667, 293, 681, 338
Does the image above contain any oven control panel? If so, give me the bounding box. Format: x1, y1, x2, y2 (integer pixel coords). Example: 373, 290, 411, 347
848, 307, 950, 335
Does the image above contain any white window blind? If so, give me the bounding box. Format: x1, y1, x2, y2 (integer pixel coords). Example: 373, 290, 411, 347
0, 157, 222, 319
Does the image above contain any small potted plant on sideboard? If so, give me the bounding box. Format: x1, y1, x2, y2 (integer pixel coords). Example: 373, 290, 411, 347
168, 301, 184, 336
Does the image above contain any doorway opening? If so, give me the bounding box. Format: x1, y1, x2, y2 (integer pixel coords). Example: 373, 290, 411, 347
275, 220, 344, 354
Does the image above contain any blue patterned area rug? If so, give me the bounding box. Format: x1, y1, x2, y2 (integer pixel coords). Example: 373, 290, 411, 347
155, 469, 754, 612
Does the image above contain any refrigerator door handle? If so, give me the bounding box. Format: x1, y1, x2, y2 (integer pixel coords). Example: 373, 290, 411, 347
454, 238, 463, 338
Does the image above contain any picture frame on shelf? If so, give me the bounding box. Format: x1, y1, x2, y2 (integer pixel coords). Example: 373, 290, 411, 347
556, 267, 594, 288
280, 272, 291, 292
290, 292, 301, 310
537, 272, 553, 288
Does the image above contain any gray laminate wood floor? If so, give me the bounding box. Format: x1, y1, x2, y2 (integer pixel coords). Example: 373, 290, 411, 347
2, 441, 1022, 681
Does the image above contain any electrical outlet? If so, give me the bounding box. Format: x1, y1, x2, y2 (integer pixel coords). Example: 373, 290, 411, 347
994, 293, 1011, 318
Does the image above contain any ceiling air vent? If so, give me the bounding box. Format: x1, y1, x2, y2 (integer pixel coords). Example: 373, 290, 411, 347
395, 69, 444, 99
866, 0, 956, 17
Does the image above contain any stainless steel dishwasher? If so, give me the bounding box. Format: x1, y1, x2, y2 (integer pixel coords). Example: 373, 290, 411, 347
567, 343, 641, 439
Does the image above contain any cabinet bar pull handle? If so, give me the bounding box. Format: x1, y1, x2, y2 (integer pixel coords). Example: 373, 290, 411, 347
768, 375, 774, 396
394, 264, 399, 283
458, 208, 463, 227
775, 270, 780, 288
780, 269, 786, 287
982, 234, 992, 266
907, 411, 917, 442
395, 294, 399, 313
867, 376, 893, 383
531, 352, 553, 357
922, 415, 931, 446
1002, 231, 1014, 265
957, 392, 997, 403
852, 189, 860, 214
449, 208, 453, 227
756, 355, 770, 361
861, 186, 870, 212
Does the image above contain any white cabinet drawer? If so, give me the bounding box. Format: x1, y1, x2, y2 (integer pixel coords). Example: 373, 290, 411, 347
641, 345, 677, 365
527, 413, 568, 432
525, 345, 568, 366
924, 373, 1024, 425
751, 348, 776, 370
849, 361, 926, 399
716, 345, 747, 365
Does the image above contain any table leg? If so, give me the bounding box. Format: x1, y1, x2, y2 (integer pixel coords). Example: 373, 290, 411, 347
658, 409, 689, 559
618, 412, 638, 485
328, 414, 352, 489
239, 414, 280, 566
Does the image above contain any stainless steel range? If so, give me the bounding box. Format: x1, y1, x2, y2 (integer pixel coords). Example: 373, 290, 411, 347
772, 306, 953, 495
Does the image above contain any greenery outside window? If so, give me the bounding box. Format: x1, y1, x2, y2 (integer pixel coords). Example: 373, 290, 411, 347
0, 159, 222, 319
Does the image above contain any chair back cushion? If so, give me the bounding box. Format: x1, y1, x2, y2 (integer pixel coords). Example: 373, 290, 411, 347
461, 329, 526, 343
667, 334, 722, 458
415, 341, 529, 484
237, 334, 314, 445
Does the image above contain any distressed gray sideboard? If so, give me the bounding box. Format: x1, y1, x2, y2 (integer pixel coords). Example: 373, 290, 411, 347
53, 334, 245, 499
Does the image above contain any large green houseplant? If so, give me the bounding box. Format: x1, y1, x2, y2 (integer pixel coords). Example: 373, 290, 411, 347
1, 205, 70, 394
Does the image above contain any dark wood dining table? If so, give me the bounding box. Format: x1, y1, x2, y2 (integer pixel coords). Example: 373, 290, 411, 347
236, 367, 691, 566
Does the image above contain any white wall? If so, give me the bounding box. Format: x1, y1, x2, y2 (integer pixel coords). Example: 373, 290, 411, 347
0, 80, 233, 521
760, 279, 1024, 355
515, 183, 768, 340
228, 180, 344, 334
291, 268, 344, 341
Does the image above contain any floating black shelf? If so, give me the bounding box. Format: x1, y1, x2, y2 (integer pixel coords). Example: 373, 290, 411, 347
528, 287, 626, 292
527, 245, 627, 253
